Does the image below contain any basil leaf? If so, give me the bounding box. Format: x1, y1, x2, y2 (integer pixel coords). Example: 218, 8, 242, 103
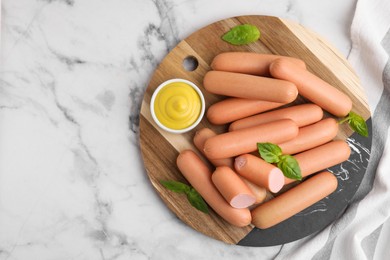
222, 24, 260, 46
160, 180, 190, 193
187, 188, 209, 214
257, 142, 282, 163
277, 155, 302, 181
160, 180, 209, 214
348, 112, 369, 137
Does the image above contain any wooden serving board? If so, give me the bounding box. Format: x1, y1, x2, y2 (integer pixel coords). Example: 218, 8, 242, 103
139, 15, 372, 246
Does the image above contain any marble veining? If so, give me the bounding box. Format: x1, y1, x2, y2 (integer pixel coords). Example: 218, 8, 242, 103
296, 201, 328, 216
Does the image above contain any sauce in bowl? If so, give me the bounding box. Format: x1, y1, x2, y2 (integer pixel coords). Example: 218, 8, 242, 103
150, 79, 205, 134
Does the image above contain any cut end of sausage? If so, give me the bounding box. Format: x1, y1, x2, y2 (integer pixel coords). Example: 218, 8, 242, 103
268, 168, 285, 193
230, 194, 256, 209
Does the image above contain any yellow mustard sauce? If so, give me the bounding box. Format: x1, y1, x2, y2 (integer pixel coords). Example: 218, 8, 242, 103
154, 82, 202, 130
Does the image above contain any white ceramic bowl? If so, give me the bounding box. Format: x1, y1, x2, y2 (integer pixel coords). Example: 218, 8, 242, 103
150, 78, 205, 134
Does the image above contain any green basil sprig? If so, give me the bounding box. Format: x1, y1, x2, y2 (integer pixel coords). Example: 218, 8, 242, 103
222, 24, 260, 46
257, 142, 302, 181
160, 180, 209, 214
257, 142, 282, 163
277, 155, 302, 181
339, 111, 368, 137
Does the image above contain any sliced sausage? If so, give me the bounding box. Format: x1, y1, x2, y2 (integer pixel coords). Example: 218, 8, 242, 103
229, 103, 323, 131
251, 171, 338, 229
212, 166, 256, 208
193, 128, 267, 203
203, 71, 298, 103
234, 153, 285, 193
176, 150, 251, 227
242, 179, 268, 204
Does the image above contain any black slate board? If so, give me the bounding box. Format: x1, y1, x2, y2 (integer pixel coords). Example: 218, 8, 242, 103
238, 119, 372, 246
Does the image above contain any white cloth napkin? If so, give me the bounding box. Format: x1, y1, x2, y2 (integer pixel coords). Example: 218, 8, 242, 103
275, 0, 390, 259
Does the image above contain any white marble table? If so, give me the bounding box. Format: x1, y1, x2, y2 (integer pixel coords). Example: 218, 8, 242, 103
1, 0, 358, 259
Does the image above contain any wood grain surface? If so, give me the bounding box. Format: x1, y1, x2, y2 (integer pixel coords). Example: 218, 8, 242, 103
139, 15, 370, 245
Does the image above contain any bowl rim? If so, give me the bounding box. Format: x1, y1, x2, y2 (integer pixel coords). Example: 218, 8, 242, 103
150, 78, 205, 134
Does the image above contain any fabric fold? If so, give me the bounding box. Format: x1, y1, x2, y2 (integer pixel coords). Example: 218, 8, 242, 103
277, 0, 390, 259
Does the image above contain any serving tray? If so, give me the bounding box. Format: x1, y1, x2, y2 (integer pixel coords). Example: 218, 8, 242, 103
139, 15, 372, 246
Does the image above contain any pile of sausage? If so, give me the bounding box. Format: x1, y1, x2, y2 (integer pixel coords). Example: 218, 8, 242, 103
175, 52, 352, 229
